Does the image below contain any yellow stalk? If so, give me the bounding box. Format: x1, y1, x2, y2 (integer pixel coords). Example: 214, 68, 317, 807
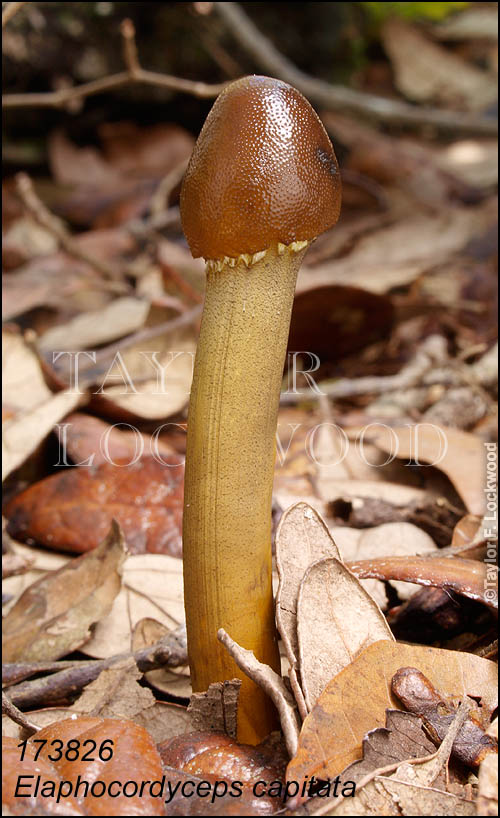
183, 243, 308, 743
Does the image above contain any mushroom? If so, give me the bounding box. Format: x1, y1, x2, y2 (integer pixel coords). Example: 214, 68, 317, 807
180, 75, 341, 743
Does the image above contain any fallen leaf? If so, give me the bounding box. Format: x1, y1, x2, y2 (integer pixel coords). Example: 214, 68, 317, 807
38, 296, 150, 354
92, 326, 196, 421
297, 558, 393, 710
5, 455, 184, 556
391, 666, 497, 767
2, 327, 86, 480
367, 424, 487, 515
2, 521, 125, 662
477, 718, 498, 816
2, 735, 84, 815
158, 730, 286, 815
344, 709, 437, 783
287, 640, 497, 786
347, 555, 497, 609
74, 656, 156, 720
53, 412, 177, 467
15, 716, 165, 815
288, 285, 394, 362
276, 502, 341, 671
299, 202, 495, 295
382, 18, 496, 111
354, 522, 438, 600
82, 553, 184, 657
331, 776, 475, 816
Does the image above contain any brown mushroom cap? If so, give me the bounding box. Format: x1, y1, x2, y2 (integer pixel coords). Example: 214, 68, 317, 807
180, 75, 341, 261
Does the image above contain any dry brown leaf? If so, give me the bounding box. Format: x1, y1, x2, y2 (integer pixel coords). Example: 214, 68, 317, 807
2, 521, 126, 662
367, 424, 486, 515
94, 326, 195, 420
287, 640, 497, 786
348, 555, 497, 610
297, 558, 393, 710
276, 502, 341, 670
330, 777, 475, 816
355, 523, 438, 601
382, 18, 497, 111
74, 655, 155, 719
38, 296, 150, 353
2, 544, 71, 616
82, 553, 185, 656
5, 456, 184, 556
53, 411, 177, 467
2, 328, 86, 480
299, 202, 495, 295
477, 718, 498, 816
3, 700, 192, 747
344, 709, 437, 784
288, 285, 394, 363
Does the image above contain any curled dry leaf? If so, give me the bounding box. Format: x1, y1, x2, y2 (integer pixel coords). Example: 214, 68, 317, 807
287, 640, 497, 787
297, 557, 393, 711
4, 455, 184, 556
367, 424, 486, 515
347, 555, 498, 609
2, 521, 126, 663
341, 522, 438, 603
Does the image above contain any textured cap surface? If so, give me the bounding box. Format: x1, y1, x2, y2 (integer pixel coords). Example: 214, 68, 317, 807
180, 75, 341, 260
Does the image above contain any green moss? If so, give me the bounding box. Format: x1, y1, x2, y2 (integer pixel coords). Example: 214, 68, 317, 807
360, 2, 468, 23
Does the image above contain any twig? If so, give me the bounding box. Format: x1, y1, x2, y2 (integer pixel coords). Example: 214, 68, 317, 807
14, 173, 128, 293
214, 2, 497, 136
3, 17, 227, 109
217, 627, 301, 758
2, 692, 37, 736
281, 335, 446, 404
149, 158, 190, 217
281, 336, 498, 404
4, 626, 187, 711
2, 1, 26, 28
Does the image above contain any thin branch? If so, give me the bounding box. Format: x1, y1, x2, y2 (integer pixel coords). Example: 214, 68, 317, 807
14, 172, 128, 292
214, 1, 497, 136
4, 626, 187, 711
3, 16, 227, 109
217, 627, 301, 758
2, 1, 26, 28
2, 692, 37, 736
